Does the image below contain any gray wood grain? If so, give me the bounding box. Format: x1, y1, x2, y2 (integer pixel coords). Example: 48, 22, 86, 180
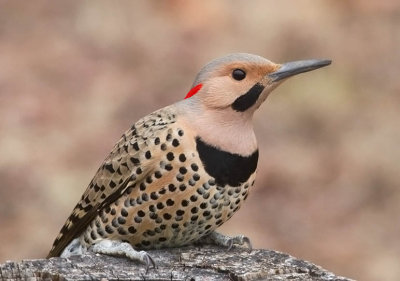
0, 245, 353, 281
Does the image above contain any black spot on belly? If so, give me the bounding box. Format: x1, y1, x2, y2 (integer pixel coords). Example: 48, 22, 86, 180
196, 137, 258, 187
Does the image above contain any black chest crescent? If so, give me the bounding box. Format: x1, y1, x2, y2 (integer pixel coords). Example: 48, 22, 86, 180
196, 137, 258, 187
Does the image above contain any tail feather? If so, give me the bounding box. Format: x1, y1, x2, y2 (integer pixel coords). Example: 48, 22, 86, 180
47, 204, 97, 258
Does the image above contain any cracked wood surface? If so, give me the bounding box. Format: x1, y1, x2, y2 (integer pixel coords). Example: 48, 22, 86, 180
0, 245, 353, 281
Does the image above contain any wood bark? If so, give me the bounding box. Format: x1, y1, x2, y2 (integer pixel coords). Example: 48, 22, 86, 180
0, 245, 353, 281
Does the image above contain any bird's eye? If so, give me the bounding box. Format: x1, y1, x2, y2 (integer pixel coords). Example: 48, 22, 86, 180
232, 69, 246, 81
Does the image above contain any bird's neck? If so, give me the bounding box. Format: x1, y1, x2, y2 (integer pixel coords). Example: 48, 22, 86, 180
174, 101, 257, 156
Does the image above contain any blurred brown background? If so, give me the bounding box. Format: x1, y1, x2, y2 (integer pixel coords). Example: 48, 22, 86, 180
0, 1, 399, 280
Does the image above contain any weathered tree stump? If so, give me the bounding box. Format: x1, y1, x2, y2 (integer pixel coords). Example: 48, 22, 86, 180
0, 245, 353, 281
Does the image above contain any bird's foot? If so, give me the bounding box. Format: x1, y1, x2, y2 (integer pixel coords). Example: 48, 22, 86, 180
198, 231, 252, 252
91, 239, 155, 273
60, 238, 87, 257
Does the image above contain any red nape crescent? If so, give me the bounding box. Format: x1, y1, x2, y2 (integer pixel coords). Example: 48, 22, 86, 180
184, 84, 202, 99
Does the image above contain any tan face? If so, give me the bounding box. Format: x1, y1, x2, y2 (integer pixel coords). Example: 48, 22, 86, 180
197, 60, 281, 110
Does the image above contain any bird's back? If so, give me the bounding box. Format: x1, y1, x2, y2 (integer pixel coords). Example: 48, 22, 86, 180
48, 105, 179, 257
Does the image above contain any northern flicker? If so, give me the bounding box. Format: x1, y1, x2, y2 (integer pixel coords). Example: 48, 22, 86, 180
47, 53, 331, 269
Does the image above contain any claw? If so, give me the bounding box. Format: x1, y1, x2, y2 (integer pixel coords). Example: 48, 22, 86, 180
243, 236, 253, 252
227, 239, 234, 251
144, 253, 156, 274
227, 235, 252, 252
199, 232, 253, 252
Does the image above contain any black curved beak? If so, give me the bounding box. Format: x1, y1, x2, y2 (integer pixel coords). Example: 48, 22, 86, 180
268, 59, 332, 82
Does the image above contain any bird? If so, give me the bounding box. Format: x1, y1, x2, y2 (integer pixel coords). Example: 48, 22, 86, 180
47, 53, 331, 269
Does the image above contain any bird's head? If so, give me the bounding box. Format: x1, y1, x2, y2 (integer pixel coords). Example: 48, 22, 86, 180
184, 53, 331, 117
177, 53, 331, 155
